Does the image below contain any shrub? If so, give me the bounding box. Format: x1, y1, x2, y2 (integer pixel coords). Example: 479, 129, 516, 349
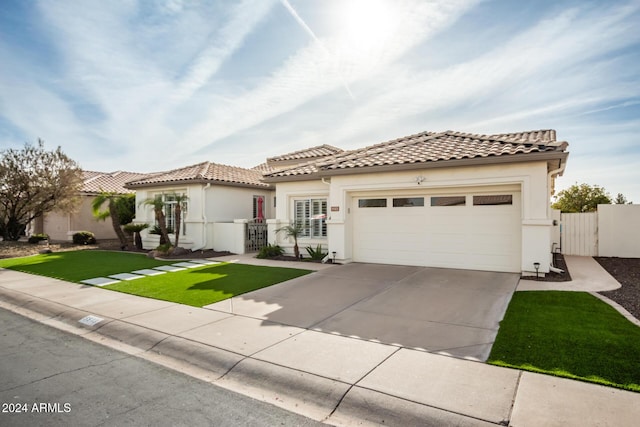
155, 243, 173, 255
72, 231, 96, 245
148, 224, 174, 245
305, 244, 328, 260
28, 233, 49, 244
257, 243, 284, 259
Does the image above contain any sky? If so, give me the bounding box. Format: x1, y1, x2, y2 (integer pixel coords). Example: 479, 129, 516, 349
1, 0, 639, 202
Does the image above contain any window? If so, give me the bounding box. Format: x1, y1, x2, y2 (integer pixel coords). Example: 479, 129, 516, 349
431, 196, 466, 206
161, 194, 187, 234
393, 197, 424, 207
294, 199, 327, 238
473, 195, 513, 206
358, 198, 387, 208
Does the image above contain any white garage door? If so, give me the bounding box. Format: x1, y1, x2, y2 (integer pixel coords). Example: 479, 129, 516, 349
352, 191, 521, 272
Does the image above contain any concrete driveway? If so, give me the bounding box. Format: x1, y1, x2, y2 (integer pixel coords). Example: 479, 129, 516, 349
206, 263, 519, 361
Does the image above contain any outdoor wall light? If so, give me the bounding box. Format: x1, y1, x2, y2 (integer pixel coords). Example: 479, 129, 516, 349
533, 262, 541, 280
415, 176, 426, 185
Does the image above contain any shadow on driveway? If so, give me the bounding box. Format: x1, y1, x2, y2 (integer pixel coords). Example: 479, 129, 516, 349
205, 263, 519, 361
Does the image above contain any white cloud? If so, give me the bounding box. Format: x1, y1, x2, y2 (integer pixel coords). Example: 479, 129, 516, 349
179, 0, 480, 157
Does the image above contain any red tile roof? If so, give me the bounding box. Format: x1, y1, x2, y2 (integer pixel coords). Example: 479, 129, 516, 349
125, 161, 271, 189
82, 171, 152, 194
264, 130, 568, 179
266, 144, 343, 163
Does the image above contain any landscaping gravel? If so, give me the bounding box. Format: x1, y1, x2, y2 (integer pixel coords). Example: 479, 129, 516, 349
595, 257, 640, 320
520, 253, 572, 282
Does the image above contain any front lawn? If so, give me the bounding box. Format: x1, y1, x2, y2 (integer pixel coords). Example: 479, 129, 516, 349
0, 250, 174, 282
0, 250, 312, 307
105, 263, 311, 307
488, 291, 640, 392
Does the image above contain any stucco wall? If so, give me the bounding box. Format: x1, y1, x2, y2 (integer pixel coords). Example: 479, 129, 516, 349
271, 161, 556, 273
44, 196, 117, 241
272, 180, 329, 255
598, 204, 640, 257
133, 184, 274, 250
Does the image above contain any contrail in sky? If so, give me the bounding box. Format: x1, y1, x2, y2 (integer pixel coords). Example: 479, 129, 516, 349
279, 0, 355, 100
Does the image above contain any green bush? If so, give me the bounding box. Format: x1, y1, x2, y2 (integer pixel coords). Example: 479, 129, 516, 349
72, 231, 96, 245
305, 244, 327, 260
28, 233, 49, 244
257, 243, 284, 259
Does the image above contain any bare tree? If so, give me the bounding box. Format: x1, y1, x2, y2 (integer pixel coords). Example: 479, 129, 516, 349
0, 140, 82, 240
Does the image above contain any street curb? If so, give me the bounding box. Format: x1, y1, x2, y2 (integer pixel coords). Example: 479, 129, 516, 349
0, 287, 487, 425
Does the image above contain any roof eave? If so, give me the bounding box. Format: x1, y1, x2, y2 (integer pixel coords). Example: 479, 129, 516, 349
264, 151, 569, 182
322, 151, 570, 177
125, 178, 273, 190
262, 174, 321, 183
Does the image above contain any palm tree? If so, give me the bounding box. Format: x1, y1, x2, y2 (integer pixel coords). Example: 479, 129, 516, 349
92, 191, 129, 250
276, 222, 305, 258
123, 223, 149, 250
140, 195, 171, 248
168, 193, 188, 248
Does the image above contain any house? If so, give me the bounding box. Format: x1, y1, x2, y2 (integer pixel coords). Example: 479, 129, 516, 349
125, 145, 344, 251
34, 170, 150, 241
263, 130, 569, 275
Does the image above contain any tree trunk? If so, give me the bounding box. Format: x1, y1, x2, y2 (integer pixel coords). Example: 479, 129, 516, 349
155, 209, 171, 247
174, 204, 181, 248
293, 236, 300, 258
134, 232, 143, 250
5, 217, 26, 241
108, 202, 128, 250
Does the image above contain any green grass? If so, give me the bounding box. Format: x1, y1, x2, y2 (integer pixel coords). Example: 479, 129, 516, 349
104, 263, 311, 307
488, 291, 640, 392
0, 250, 174, 282
0, 249, 312, 307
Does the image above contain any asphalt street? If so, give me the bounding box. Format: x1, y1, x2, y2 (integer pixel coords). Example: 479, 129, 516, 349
0, 307, 323, 427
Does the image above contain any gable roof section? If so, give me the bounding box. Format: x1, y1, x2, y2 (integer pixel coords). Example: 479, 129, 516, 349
82, 171, 152, 194
266, 144, 343, 163
125, 161, 271, 189
263, 130, 568, 181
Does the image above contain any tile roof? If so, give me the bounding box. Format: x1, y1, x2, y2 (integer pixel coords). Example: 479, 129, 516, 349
125, 161, 271, 188
82, 171, 152, 194
264, 130, 568, 179
266, 144, 343, 163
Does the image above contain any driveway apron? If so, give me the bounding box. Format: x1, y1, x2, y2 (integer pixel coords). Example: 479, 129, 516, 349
206, 263, 519, 361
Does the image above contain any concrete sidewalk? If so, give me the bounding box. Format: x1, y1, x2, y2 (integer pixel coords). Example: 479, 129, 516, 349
1, 268, 639, 426
517, 255, 621, 292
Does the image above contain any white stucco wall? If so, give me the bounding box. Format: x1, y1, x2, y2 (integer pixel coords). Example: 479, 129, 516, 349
271, 180, 330, 255
598, 204, 640, 257
133, 184, 273, 251
271, 160, 557, 273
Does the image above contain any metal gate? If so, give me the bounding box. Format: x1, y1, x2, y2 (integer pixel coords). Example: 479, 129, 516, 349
245, 220, 268, 252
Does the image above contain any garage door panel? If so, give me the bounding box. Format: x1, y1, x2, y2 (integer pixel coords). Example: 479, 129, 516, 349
353, 192, 521, 273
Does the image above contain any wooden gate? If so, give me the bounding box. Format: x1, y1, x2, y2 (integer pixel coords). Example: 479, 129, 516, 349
245, 220, 268, 252
561, 212, 598, 256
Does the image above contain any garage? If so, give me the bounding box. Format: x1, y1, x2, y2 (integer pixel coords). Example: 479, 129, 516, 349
352, 189, 522, 273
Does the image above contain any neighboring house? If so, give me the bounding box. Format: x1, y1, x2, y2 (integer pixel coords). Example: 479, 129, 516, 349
125, 145, 344, 251
263, 130, 569, 275
35, 171, 150, 241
